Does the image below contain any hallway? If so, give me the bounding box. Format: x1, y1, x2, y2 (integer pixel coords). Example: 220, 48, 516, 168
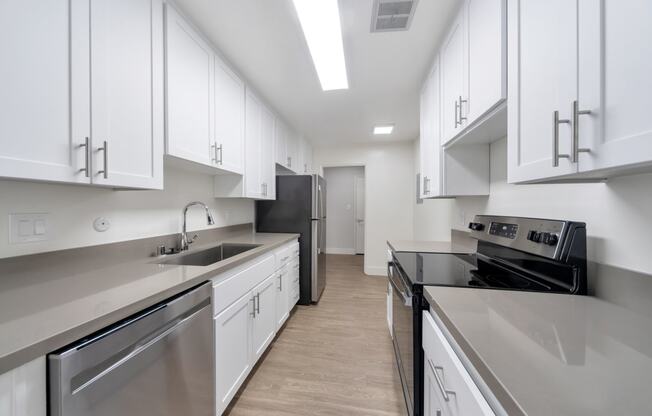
225, 254, 405, 415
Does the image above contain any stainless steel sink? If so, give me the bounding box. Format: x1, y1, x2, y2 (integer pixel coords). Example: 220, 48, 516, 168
157, 243, 261, 266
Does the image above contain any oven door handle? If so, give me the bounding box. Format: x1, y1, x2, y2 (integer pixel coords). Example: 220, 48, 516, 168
389, 266, 412, 306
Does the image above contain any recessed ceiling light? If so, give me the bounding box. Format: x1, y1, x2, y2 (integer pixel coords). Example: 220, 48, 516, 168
292, 0, 349, 91
374, 125, 394, 135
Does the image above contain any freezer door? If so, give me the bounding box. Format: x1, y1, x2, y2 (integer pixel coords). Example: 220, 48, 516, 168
311, 218, 327, 302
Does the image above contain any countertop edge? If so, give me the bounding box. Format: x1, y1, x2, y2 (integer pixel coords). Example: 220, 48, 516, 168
0, 233, 299, 374
424, 287, 527, 416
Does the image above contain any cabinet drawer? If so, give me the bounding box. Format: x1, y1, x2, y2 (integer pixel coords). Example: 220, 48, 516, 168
212, 254, 274, 316
290, 242, 300, 259
274, 242, 295, 270
422, 311, 494, 416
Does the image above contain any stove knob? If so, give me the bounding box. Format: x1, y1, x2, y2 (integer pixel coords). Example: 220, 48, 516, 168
527, 230, 537, 241
545, 233, 559, 246
532, 232, 542, 243
468, 222, 485, 231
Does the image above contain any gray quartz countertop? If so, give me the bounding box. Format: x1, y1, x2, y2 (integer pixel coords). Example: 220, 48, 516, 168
0, 232, 298, 374
387, 240, 475, 254
424, 286, 652, 415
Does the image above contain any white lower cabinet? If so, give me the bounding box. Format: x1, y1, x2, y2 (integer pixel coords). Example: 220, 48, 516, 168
0, 357, 46, 416
423, 311, 495, 416
214, 292, 253, 414
213, 240, 299, 415
251, 274, 278, 361
276, 265, 291, 329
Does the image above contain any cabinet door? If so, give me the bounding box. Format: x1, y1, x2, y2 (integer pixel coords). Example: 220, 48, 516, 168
275, 121, 288, 167
251, 274, 277, 361
165, 4, 214, 167
275, 269, 290, 330
420, 59, 442, 198
244, 89, 262, 198
90, 0, 164, 189
466, 0, 506, 123
214, 292, 253, 415
424, 358, 450, 416
0, 0, 90, 184
441, 10, 466, 145
507, 0, 579, 183
260, 105, 276, 199
301, 140, 313, 174
0, 357, 46, 416
214, 56, 245, 174
286, 129, 299, 171
578, 0, 652, 173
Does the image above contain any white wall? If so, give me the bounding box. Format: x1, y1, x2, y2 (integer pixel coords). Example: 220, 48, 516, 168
314, 142, 414, 276
324, 166, 365, 254
0, 167, 254, 258
416, 137, 652, 275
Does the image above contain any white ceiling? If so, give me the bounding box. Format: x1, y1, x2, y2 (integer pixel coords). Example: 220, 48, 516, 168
173, 0, 459, 146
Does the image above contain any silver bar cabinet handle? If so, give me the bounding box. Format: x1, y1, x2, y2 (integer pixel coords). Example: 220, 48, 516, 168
454, 100, 460, 127
255, 293, 261, 314
428, 359, 455, 402
97, 140, 108, 179
250, 296, 256, 318
211, 143, 217, 163
278, 274, 282, 291
571, 100, 591, 163
218, 144, 223, 164
552, 111, 570, 167
423, 176, 430, 194
79, 137, 90, 177
458, 96, 467, 124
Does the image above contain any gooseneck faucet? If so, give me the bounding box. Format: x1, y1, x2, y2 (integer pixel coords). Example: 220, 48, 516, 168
180, 201, 215, 252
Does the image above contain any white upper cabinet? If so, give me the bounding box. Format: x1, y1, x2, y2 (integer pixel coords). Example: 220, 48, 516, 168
244, 89, 263, 198
440, 10, 466, 145
260, 105, 276, 199
0, 0, 163, 189
419, 55, 489, 198
465, 0, 506, 123
577, 0, 652, 174
420, 59, 442, 198
508, 0, 652, 183
286, 130, 299, 172
507, 0, 578, 183
441, 0, 506, 147
0, 0, 90, 184
298, 138, 313, 174
165, 4, 214, 168
214, 55, 245, 174
90, 0, 164, 189
275, 121, 288, 169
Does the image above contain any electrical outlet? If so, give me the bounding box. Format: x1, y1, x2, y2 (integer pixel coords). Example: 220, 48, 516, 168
10, 213, 50, 243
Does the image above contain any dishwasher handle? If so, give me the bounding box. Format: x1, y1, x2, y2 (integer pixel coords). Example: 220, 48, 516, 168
71, 304, 207, 395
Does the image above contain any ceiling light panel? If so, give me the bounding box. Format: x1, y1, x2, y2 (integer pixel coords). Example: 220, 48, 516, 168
374, 125, 394, 135
292, 0, 349, 91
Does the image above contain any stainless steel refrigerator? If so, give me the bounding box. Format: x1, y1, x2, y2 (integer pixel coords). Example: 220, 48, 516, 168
255, 174, 326, 304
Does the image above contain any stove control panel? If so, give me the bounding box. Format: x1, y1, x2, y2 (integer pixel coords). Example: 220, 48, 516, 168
468, 215, 571, 260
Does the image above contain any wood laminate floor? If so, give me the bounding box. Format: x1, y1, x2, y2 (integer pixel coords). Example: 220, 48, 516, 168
224, 254, 406, 416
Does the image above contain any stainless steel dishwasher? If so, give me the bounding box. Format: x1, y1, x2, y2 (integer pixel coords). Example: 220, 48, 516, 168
48, 282, 214, 416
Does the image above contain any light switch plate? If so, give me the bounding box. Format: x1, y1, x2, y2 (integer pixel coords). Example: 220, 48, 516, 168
10, 213, 50, 243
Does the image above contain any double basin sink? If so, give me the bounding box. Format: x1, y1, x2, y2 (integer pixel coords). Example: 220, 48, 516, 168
157, 243, 261, 267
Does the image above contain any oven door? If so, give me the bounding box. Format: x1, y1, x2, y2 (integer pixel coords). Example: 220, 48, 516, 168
389, 261, 414, 416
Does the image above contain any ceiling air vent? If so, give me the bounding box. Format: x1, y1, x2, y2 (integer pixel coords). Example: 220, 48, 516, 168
371, 0, 418, 32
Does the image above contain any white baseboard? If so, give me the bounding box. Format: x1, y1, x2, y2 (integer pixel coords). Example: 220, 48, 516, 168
325, 247, 356, 255
364, 265, 387, 277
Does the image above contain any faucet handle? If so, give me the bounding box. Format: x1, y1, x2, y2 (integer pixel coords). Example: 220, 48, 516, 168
189, 234, 199, 245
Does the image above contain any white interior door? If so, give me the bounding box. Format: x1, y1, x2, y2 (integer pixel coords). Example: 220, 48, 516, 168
353, 175, 365, 255
0, 0, 90, 184
90, 0, 163, 189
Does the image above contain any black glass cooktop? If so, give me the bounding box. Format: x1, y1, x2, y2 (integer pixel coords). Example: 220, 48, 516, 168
392, 251, 569, 293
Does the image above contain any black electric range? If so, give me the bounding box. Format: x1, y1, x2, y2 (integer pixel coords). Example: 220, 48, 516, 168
389, 215, 587, 416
